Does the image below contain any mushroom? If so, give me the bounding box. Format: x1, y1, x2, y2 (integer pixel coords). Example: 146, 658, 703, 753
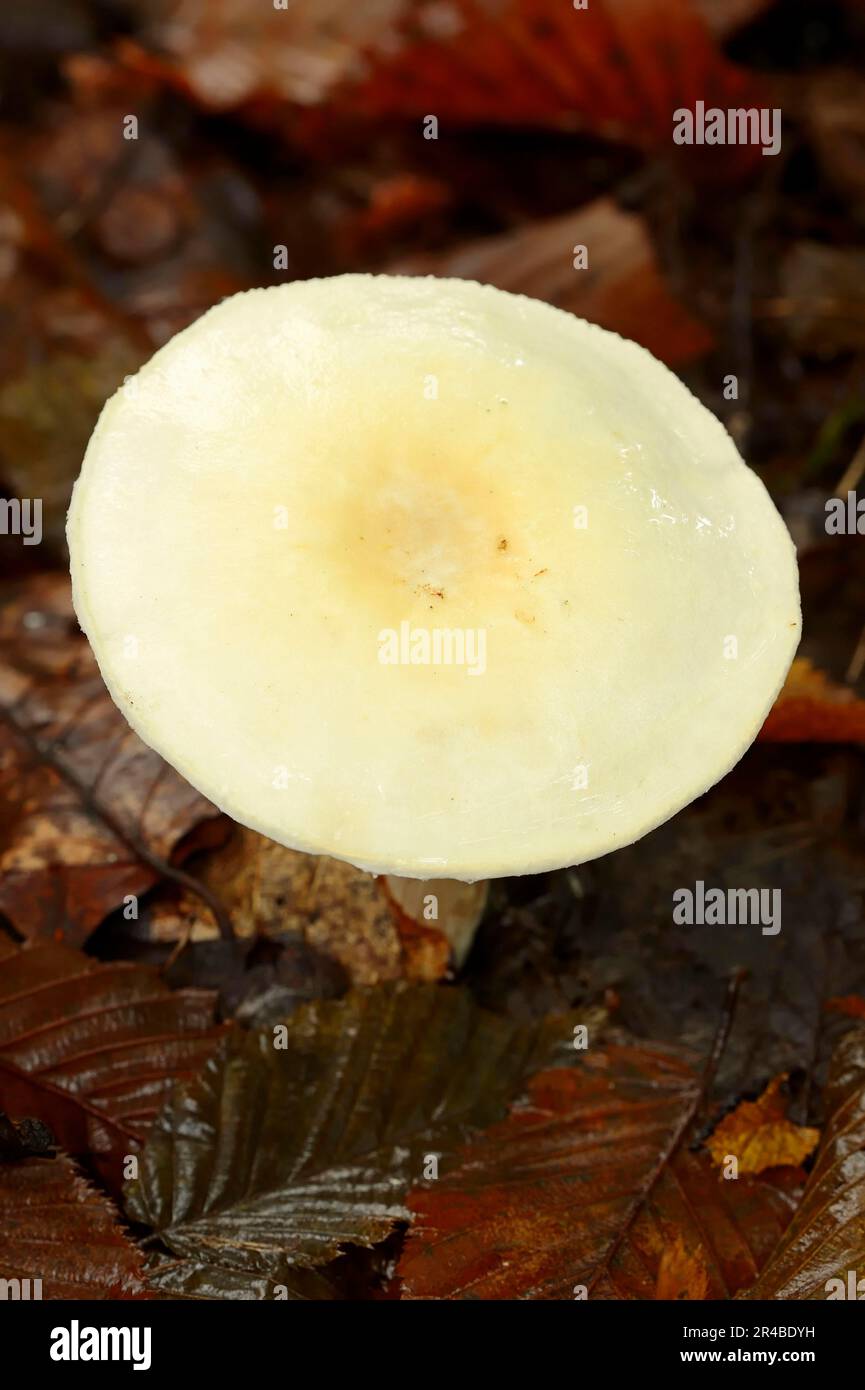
67, 275, 800, 906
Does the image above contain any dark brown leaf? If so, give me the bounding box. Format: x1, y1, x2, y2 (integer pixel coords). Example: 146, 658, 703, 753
125, 984, 579, 1273
399, 1047, 795, 1299
137, 0, 766, 173
0, 1153, 148, 1299
0, 938, 225, 1192
746, 1027, 865, 1299
0, 573, 220, 943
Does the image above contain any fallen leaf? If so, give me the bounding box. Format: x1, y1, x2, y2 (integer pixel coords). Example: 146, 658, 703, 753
382, 875, 488, 974
0, 574, 220, 943
399, 1046, 794, 1299
509, 744, 865, 1113
392, 200, 713, 368
125, 984, 579, 1275
706, 1075, 820, 1175
0, 938, 225, 1192
0, 1153, 147, 1299
136, 0, 765, 172
760, 658, 865, 743
655, 1234, 710, 1301
747, 1028, 865, 1298
139, 826, 483, 984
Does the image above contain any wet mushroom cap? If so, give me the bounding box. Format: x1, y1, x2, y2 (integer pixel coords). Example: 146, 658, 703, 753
67, 274, 801, 880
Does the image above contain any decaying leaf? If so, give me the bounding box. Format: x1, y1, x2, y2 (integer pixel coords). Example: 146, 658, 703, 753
0, 938, 224, 1192
706, 1074, 820, 1175
399, 1046, 794, 1299
0, 574, 220, 943
746, 1028, 865, 1298
136, 0, 765, 169
655, 1234, 710, 1301
392, 200, 713, 368
125, 984, 579, 1275
760, 658, 865, 744
143, 826, 486, 983
0, 1153, 148, 1299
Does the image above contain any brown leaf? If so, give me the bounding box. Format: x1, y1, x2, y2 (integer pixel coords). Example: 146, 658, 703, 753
382, 876, 488, 975
399, 1046, 794, 1299
0, 938, 225, 1192
125, 985, 582, 1275
760, 658, 865, 744
140, 826, 484, 984
747, 1028, 865, 1299
0, 1153, 147, 1299
706, 1075, 820, 1176
137, 0, 766, 171
0, 574, 220, 943
655, 1234, 709, 1301
391, 200, 713, 368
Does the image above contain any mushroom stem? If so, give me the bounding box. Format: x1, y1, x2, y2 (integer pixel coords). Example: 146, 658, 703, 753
382, 875, 489, 970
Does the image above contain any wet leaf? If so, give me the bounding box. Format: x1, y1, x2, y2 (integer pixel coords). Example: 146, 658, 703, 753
399, 1047, 794, 1299
706, 1075, 820, 1175
490, 745, 865, 1117
747, 1028, 865, 1298
0, 938, 224, 1192
655, 1234, 710, 1300
0, 1152, 148, 1299
0, 574, 219, 943
125, 984, 579, 1273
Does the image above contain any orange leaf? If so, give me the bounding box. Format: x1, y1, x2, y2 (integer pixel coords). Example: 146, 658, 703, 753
135, 0, 767, 172
760, 658, 865, 744
655, 1235, 710, 1300
706, 1074, 820, 1176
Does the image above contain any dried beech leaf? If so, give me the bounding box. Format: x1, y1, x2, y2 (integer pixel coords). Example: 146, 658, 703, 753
142, 828, 483, 984
125, 984, 578, 1272
0, 938, 224, 1191
706, 1075, 820, 1175
391, 201, 713, 368
747, 1028, 865, 1299
655, 1234, 710, 1301
399, 1048, 794, 1299
760, 658, 865, 743
0, 574, 219, 943
0, 1153, 147, 1299
139, 0, 765, 168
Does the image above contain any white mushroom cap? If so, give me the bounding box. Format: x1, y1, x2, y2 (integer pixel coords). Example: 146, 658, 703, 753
67, 275, 800, 881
